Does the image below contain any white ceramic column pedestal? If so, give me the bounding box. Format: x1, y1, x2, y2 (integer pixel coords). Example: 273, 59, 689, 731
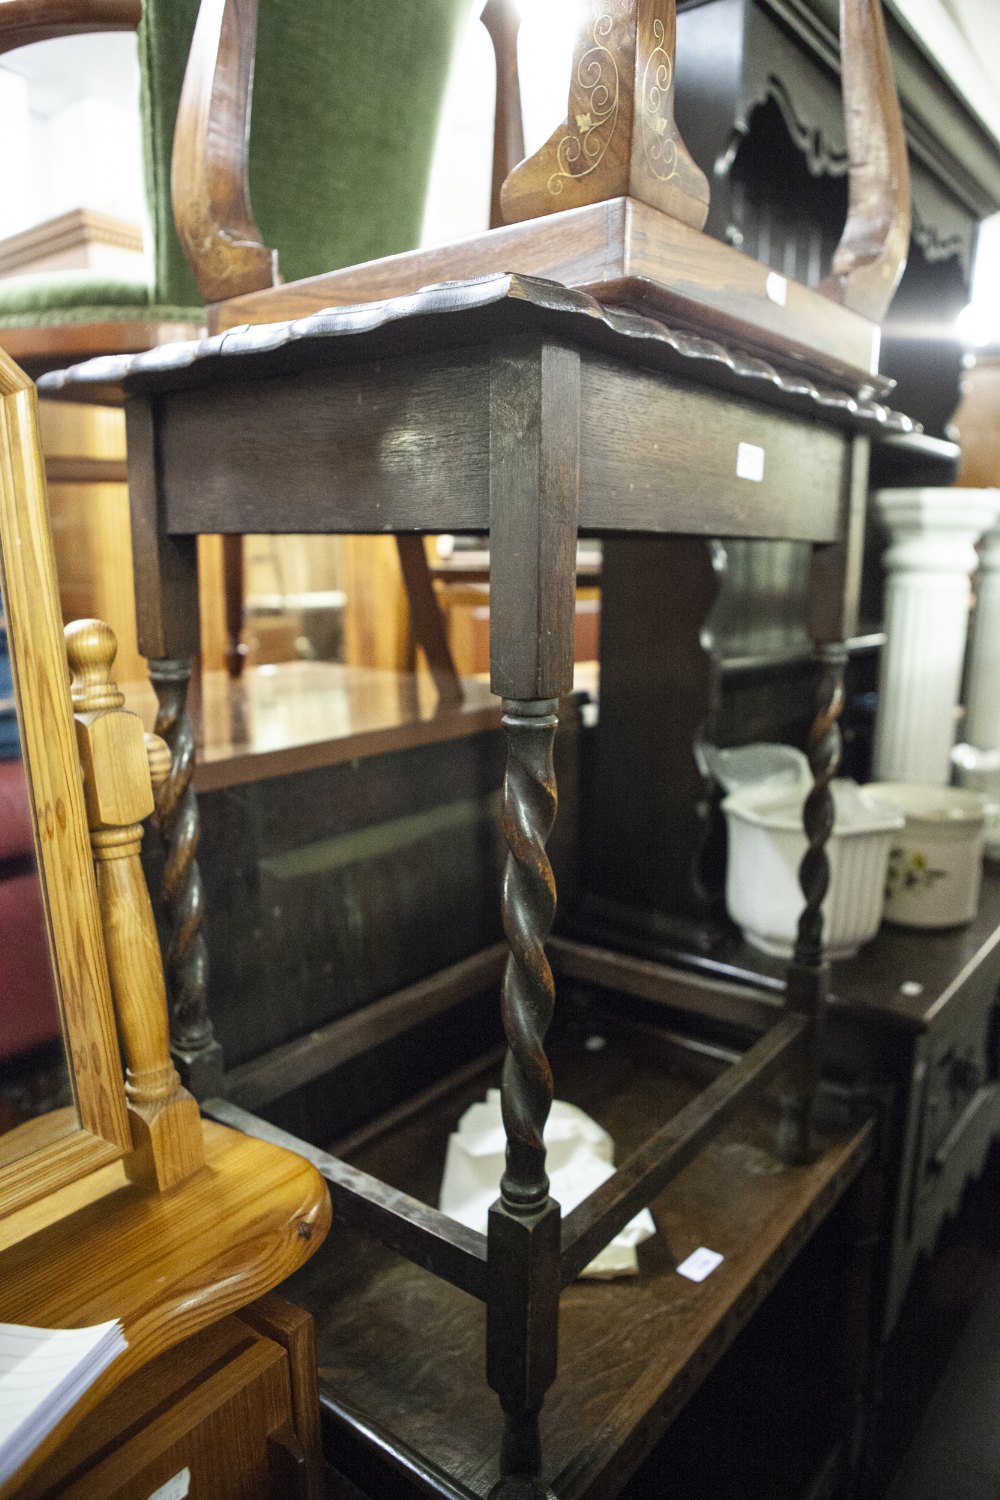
872, 488, 1000, 786
952, 501, 1000, 853
962, 512, 1000, 749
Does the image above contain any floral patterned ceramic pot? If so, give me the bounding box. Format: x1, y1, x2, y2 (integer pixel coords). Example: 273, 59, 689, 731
869, 783, 989, 929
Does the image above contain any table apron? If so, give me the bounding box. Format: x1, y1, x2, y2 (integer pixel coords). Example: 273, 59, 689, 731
151, 352, 849, 545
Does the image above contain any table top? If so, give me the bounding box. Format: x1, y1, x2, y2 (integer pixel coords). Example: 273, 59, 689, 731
124, 661, 503, 794
40, 274, 910, 438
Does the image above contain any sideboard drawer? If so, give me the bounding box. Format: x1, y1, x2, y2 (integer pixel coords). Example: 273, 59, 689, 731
34, 1315, 309, 1500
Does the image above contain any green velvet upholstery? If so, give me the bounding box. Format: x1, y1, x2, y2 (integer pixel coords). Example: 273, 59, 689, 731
0, 0, 468, 328
0, 271, 198, 328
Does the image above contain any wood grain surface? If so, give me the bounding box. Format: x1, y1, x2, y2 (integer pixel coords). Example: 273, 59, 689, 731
501, 0, 710, 232
287, 1029, 870, 1500
820, 0, 910, 322
1, 322, 203, 378
122, 661, 502, 793
171, 0, 276, 303
0, 349, 131, 1218
240, 1295, 326, 1500
0, 0, 139, 55
206, 200, 879, 385
114, 341, 856, 549
25, 1316, 300, 1500
0, 1119, 330, 1495
68, 618, 206, 1191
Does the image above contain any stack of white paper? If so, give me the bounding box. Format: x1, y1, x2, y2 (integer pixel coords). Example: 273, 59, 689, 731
0, 1319, 128, 1484
439, 1089, 656, 1277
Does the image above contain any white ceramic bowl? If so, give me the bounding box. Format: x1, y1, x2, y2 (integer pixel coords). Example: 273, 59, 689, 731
868, 782, 989, 928
722, 779, 903, 959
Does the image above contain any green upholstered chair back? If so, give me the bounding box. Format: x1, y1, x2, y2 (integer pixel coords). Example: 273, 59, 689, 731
0, 0, 467, 326
142, 0, 469, 312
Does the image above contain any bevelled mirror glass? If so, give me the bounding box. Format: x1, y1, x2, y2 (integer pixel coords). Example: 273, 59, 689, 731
0, 348, 130, 1218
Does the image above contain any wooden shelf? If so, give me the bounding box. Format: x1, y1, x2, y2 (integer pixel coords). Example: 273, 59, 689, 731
124, 662, 503, 793
284, 1025, 871, 1500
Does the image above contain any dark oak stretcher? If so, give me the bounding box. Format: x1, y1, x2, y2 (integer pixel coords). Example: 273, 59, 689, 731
245, 1030, 873, 1500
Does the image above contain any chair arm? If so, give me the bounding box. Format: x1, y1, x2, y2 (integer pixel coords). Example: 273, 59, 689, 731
0, 0, 141, 55
820, 0, 911, 323
171, 0, 276, 305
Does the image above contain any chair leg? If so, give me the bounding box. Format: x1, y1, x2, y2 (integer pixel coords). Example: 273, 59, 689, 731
148, 656, 225, 1099
395, 536, 463, 706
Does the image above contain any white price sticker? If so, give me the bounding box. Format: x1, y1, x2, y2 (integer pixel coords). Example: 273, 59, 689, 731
148, 1470, 191, 1500
736, 442, 765, 482
676, 1246, 724, 1283
765, 271, 788, 306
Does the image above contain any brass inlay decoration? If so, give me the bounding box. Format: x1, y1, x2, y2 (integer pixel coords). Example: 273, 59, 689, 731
641, 19, 678, 181
547, 15, 620, 197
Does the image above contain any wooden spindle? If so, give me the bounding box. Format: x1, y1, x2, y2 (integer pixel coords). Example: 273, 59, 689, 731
486, 698, 561, 1499
482, 0, 525, 230
67, 619, 204, 1190
776, 644, 846, 1166
148, 656, 224, 1099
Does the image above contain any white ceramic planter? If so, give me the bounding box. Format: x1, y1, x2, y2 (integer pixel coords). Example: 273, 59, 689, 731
722, 779, 903, 959
868, 783, 988, 928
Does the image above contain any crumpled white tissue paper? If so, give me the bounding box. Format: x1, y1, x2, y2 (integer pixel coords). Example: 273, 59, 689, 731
438, 1089, 656, 1278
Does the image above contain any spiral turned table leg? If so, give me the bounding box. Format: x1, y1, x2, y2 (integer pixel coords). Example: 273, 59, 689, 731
777, 644, 846, 1165
148, 658, 224, 1099
499, 698, 560, 1213
487, 698, 562, 1500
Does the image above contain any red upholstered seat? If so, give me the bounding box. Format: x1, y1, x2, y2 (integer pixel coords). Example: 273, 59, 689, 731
0, 758, 61, 1060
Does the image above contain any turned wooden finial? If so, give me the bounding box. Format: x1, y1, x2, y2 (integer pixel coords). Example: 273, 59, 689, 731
68, 618, 126, 713
67, 619, 204, 1191
501, 0, 709, 230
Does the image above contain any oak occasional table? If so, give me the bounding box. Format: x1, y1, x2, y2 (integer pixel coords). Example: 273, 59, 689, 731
43, 268, 909, 1497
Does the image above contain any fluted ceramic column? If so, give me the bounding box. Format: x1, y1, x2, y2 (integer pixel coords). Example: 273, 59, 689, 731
962, 508, 1000, 749
953, 504, 1000, 854
873, 488, 999, 785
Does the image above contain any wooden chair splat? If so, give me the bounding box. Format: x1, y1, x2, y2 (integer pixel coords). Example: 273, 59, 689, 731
500, 0, 710, 230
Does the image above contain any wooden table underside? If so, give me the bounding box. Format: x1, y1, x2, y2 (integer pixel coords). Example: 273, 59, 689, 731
283, 1025, 871, 1500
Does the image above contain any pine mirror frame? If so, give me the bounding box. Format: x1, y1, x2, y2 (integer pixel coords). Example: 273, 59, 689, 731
0, 348, 131, 1217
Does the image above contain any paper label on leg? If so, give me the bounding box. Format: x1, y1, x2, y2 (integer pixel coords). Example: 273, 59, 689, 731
676, 1246, 724, 1282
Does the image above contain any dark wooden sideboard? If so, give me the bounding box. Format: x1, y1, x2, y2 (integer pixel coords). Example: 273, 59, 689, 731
560, 0, 1000, 1359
